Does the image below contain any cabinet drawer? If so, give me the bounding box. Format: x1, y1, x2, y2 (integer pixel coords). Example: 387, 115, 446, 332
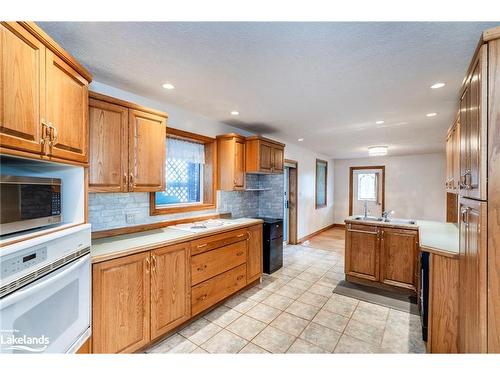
191, 264, 247, 316
190, 228, 248, 255
191, 240, 247, 285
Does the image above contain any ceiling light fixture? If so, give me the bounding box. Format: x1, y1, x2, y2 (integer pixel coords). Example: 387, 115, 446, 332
431, 82, 446, 89
375, 120, 385, 125
298, 138, 304, 142
162, 83, 175, 90
368, 146, 388, 156
426, 112, 437, 117
230, 110, 240, 116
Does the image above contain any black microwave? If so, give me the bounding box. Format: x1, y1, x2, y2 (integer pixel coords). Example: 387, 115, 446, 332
0, 175, 62, 236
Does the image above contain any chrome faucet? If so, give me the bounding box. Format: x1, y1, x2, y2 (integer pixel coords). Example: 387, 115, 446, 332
382, 210, 394, 221
363, 201, 369, 219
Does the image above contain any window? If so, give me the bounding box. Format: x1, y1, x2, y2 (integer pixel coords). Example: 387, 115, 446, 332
315, 159, 328, 208
150, 128, 216, 215
357, 173, 378, 201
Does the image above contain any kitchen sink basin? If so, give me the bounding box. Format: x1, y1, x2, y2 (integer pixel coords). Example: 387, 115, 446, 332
353, 216, 416, 225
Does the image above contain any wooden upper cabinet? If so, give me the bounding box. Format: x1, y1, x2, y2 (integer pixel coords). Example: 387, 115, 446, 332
345, 224, 380, 282
460, 45, 487, 200
379, 227, 419, 291
150, 243, 191, 340
446, 115, 461, 193
92, 252, 151, 354
245, 136, 285, 174
129, 109, 166, 192
217, 134, 246, 191
45, 50, 89, 163
246, 224, 263, 284
0, 22, 45, 155
89, 98, 128, 192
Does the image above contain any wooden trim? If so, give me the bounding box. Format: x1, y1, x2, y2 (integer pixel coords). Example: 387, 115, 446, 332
245, 135, 286, 147
286, 161, 298, 245
284, 159, 298, 167
483, 26, 500, 42
89, 91, 168, 118
149, 198, 216, 215
346, 274, 415, 295
348, 165, 386, 216
91, 213, 229, 240
298, 223, 336, 243
0, 146, 90, 167
166, 127, 214, 144
315, 159, 328, 209
333, 223, 346, 229
76, 337, 91, 354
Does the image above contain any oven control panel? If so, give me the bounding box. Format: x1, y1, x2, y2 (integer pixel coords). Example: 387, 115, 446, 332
0, 247, 47, 279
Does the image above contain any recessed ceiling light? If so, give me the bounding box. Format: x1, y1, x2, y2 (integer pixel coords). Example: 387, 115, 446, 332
426, 112, 437, 117
162, 83, 175, 90
298, 138, 304, 142
375, 120, 384, 125
230, 110, 240, 116
430, 82, 446, 89
368, 146, 388, 156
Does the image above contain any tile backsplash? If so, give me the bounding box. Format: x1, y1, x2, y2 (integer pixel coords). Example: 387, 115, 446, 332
88, 173, 284, 232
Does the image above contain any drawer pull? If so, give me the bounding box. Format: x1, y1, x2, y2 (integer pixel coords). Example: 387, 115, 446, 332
197, 264, 207, 272
197, 294, 208, 302
347, 229, 378, 235
237, 233, 245, 238
236, 251, 244, 256
197, 243, 208, 248
237, 275, 244, 281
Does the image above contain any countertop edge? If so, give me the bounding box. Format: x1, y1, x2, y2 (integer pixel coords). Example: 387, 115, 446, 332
419, 245, 459, 259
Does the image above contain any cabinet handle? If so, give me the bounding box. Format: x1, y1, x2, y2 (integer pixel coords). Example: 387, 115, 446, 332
236, 275, 244, 281
129, 173, 134, 189
246, 231, 250, 241
145, 258, 150, 273
236, 251, 244, 256
123, 173, 127, 186
40, 120, 49, 155
151, 255, 157, 271
197, 243, 207, 249
196, 264, 207, 272
237, 233, 245, 238
347, 229, 378, 235
197, 294, 208, 302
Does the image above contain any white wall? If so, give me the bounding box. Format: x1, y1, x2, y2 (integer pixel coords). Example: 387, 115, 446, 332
333, 153, 446, 223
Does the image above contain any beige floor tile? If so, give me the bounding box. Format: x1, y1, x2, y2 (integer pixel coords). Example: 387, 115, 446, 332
251, 326, 296, 353
226, 315, 267, 341
297, 291, 328, 308
305, 267, 327, 276
239, 342, 270, 354
241, 287, 273, 302
147, 333, 197, 353
322, 295, 358, 317
296, 272, 322, 283
191, 347, 209, 354
246, 303, 282, 324
179, 318, 222, 345
285, 301, 321, 320
286, 338, 328, 354
307, 283, 334, 297
351, 301, 389, 329
275, 285, 305, 299
224, 294, 259, 313
312, 309, 349, 333
300, 322, 341, 352
270, 312, 309, 336
334, 334, 380, 353
261, 293, 294, 310
287, 278, 314, 291
200, 329, 248, 353
343, 318, 385, 346
204, 305, 242, 327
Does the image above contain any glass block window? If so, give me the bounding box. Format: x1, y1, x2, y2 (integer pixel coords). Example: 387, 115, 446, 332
357, 173, 377, 201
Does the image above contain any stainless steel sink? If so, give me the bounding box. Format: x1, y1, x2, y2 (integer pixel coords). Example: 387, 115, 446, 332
353, 216, 416, 225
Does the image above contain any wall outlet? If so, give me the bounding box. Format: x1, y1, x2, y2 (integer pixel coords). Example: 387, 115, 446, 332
126, 213, 135, 224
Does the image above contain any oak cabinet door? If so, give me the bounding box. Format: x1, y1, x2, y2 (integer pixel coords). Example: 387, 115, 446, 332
151, 243, 191, 340
445, 134, 453, 190
452, 122, 461, 191
45, 50, 89, 163
92, 252, 151, 353
233, 138, 246, 189
345, 224, 380, 281
259, 143, 273, 172
379, 228, 418, 291
246, 224, 263, 283
272, 146, 284, 173
88, 99, 129, 192
0, 22, 45, 155
128, 109, 166, 192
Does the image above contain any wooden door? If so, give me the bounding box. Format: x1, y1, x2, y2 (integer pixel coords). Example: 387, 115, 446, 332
272, 146, 284, 173
379, 227, 418, 291
92, 252, 151, 353
88, 98, 128, 192
0, 22, 46, 156
45, 50, 89, 163
150, 243, 191, 340
345, 224, 380, 281
246, 224, 263, 283
259, 142, 273, 172
128, 109, 166, 192
233, 138, 245, 189
459, 198, 487, 353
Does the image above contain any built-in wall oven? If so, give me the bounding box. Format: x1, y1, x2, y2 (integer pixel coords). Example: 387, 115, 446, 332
0, 175, 62, 236
0, 224, 91, 353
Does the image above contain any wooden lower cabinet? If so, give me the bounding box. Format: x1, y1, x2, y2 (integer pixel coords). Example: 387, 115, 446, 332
427, 253, 459, 353
246, 224, 263, 283
150, 243, 191, 340
345, 224, 380, 282
92, 252, 151, 354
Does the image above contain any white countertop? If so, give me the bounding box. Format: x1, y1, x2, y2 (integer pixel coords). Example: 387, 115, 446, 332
91, 218, 263, 263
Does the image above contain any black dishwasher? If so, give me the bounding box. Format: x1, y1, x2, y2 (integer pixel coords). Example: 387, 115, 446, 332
253, 217, 283, 274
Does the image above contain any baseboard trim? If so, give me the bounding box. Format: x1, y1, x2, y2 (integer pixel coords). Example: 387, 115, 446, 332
298, 223, 338, 243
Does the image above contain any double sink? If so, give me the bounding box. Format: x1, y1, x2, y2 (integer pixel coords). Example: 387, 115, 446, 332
353, 215, 416, 225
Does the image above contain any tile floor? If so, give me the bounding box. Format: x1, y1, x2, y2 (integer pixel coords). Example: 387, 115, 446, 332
147, 229, 426, 354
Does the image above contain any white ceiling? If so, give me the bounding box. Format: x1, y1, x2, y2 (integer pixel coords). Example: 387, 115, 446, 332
40, 22, 498, 159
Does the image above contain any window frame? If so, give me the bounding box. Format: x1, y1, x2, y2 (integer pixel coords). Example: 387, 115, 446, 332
315, 159, 328, 209
149, 128, 217, 215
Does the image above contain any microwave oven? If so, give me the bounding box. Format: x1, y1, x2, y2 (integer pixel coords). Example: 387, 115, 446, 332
0, 175, 62, 236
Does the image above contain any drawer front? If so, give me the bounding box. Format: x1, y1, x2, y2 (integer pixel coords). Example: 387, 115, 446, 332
190, 228, 248, 255
191, 240, 247, 285
191, 264, 247, 316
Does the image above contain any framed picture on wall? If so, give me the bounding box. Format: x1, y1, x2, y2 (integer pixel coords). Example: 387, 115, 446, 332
315, 159, 328, 208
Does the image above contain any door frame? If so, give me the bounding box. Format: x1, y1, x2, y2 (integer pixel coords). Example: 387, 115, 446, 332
285, 159, 298, 245
349, 165, 386, 216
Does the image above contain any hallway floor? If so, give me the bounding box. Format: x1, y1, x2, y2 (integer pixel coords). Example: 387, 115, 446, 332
147, 228, 426, 354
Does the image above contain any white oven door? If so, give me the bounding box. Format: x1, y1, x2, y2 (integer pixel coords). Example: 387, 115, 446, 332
0, 254, 90, 354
